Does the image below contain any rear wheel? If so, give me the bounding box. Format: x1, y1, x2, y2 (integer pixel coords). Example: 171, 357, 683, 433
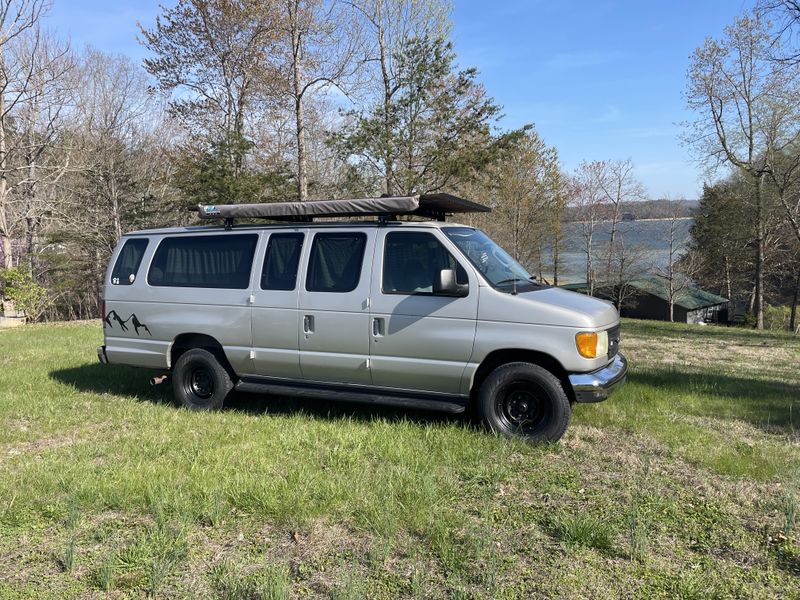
477, 362, 571, 442
172, 348, 233, 411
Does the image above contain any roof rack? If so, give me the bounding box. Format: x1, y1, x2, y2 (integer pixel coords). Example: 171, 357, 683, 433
194, 193, 490, 228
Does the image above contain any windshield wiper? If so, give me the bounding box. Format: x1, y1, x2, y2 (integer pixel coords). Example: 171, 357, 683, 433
495, 277, 537, 286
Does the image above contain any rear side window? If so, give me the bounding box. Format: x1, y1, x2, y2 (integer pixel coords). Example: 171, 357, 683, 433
111, 238, 148, 285
306, 232, 366, 293
261, 233, 304, 290
148, 234, 258, 289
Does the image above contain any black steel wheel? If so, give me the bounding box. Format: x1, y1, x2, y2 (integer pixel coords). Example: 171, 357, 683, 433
478, 362, 571, 442
172, 348, 233, 411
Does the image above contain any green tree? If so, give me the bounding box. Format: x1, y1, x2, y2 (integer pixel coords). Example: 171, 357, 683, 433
330, 35, 500, 196
0, 266, 46, 321
173, 132, 295, 208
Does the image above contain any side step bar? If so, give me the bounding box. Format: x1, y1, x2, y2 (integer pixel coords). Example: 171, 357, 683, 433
235, 377, 467, 414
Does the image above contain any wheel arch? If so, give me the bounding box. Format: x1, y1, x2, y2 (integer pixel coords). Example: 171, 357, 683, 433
470, 349, 575, 403
169, 332, 235, 377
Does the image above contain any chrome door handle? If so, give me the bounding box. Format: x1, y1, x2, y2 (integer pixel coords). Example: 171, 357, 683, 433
372, 317, 383, 337
303, 315, 314, 334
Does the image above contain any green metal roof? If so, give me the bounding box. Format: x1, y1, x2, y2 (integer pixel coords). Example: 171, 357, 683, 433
561, 279, 728, 310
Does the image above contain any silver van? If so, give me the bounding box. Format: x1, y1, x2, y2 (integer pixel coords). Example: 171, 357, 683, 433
97, 194, 627, 442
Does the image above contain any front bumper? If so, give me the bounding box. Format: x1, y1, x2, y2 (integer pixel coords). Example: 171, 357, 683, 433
568, 353, 628, 403
97, 345, 109, 364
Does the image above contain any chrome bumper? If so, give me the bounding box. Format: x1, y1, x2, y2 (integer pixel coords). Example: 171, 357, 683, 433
568, 353, 628, 403
97, 345, 109, 364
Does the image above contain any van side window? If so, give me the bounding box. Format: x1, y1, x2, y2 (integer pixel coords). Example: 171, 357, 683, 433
148, 234, 258, 289
261, 233, 304, 290
383, 231, 468, 295
111, 238, 148, 285
306, 232, 366, 293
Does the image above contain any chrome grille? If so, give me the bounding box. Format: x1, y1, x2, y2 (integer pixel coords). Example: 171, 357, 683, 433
607, 324, 621, 359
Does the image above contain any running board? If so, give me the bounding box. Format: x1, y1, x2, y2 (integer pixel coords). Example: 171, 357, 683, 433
235, 377, 467, 414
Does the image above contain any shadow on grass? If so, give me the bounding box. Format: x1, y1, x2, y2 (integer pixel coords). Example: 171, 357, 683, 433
49, 363, 467, 428
632, 370, 800, 435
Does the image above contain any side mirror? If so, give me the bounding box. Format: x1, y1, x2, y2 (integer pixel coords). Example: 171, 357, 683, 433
433, 269, 468, 297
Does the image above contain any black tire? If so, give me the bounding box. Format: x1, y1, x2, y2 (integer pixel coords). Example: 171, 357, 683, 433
477, 362, 571, 442
172, 348, 233, 411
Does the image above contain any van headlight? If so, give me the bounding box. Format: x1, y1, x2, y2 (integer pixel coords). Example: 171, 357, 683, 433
575, 331, 608, 359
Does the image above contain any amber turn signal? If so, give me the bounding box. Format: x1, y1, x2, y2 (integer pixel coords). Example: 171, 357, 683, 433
576, 330, 608, 359
575, 332, 599, 358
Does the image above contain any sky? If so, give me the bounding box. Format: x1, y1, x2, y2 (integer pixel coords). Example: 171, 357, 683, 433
47, 0, 755, 200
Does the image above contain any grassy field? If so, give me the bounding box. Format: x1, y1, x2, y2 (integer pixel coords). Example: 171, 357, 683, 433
0, 319, 798, 599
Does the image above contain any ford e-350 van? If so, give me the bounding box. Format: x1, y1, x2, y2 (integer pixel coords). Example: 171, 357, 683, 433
97, 194, 627, 442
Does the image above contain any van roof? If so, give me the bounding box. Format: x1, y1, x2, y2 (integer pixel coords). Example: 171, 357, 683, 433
123, 219, 475, 237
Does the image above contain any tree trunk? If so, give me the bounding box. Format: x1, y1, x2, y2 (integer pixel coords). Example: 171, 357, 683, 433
585, 227, 594, 296
552, 227, 560, 286
0, 53, 10, 271
377, 8, 394, 195
790, 267, 799, 334
290, 0, 308, 201
753, 173, 765, 330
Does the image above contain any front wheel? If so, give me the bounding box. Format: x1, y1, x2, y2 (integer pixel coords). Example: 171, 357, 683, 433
172, 348, 233, 411
477, 362, 571, 442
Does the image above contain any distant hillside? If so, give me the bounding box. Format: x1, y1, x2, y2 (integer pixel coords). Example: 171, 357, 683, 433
564, 198, 698, 222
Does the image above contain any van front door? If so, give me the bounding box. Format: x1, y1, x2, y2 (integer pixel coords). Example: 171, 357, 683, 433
298, 229, 375, 385
368, 229, 478, 396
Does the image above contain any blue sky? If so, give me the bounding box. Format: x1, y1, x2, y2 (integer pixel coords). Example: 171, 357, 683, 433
47, 0, 754, 199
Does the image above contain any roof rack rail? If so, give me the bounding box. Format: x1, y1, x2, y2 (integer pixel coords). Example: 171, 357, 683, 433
194, 193, 490, 228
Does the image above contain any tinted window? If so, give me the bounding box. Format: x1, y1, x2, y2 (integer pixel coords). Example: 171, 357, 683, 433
111, 238, 148, 286
261, 233, 304, 290
383, 231, 467, 294
148, 234, 258, 289
306, 232, 366, 293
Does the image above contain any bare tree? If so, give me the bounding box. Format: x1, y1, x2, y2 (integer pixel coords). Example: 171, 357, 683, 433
0, 0, 49, 270
283, 0, 361, 200
597, 158, 645, 278
13, 26, 74, 274
570, 161, 609, 295
653, 206, 698, 321
480, 128, 562, 279
140, 0, 283, 174
685, 12, 800, 329
600, 233, 651, 312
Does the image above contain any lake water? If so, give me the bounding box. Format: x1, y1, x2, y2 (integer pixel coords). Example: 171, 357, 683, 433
539, 218, 693, 283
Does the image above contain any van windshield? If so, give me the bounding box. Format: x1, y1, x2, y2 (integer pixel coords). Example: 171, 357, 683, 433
443, 227, 543, 293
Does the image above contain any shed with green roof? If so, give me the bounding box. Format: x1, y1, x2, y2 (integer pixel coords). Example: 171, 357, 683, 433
561, 279, 728, 324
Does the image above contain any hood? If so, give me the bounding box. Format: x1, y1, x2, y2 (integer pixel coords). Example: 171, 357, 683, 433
478, 285, 619, 329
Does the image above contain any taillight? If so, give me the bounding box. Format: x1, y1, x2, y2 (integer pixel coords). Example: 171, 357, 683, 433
101, 299, 105, 319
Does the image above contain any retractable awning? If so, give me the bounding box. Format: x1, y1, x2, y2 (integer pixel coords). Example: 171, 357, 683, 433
196, 193, 490, 223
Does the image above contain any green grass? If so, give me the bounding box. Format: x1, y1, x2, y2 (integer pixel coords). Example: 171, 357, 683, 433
0, 319, 798, 597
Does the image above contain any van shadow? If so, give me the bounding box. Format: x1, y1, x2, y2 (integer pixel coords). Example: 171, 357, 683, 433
49, 363, 468, 428
632, 370, 800, 435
